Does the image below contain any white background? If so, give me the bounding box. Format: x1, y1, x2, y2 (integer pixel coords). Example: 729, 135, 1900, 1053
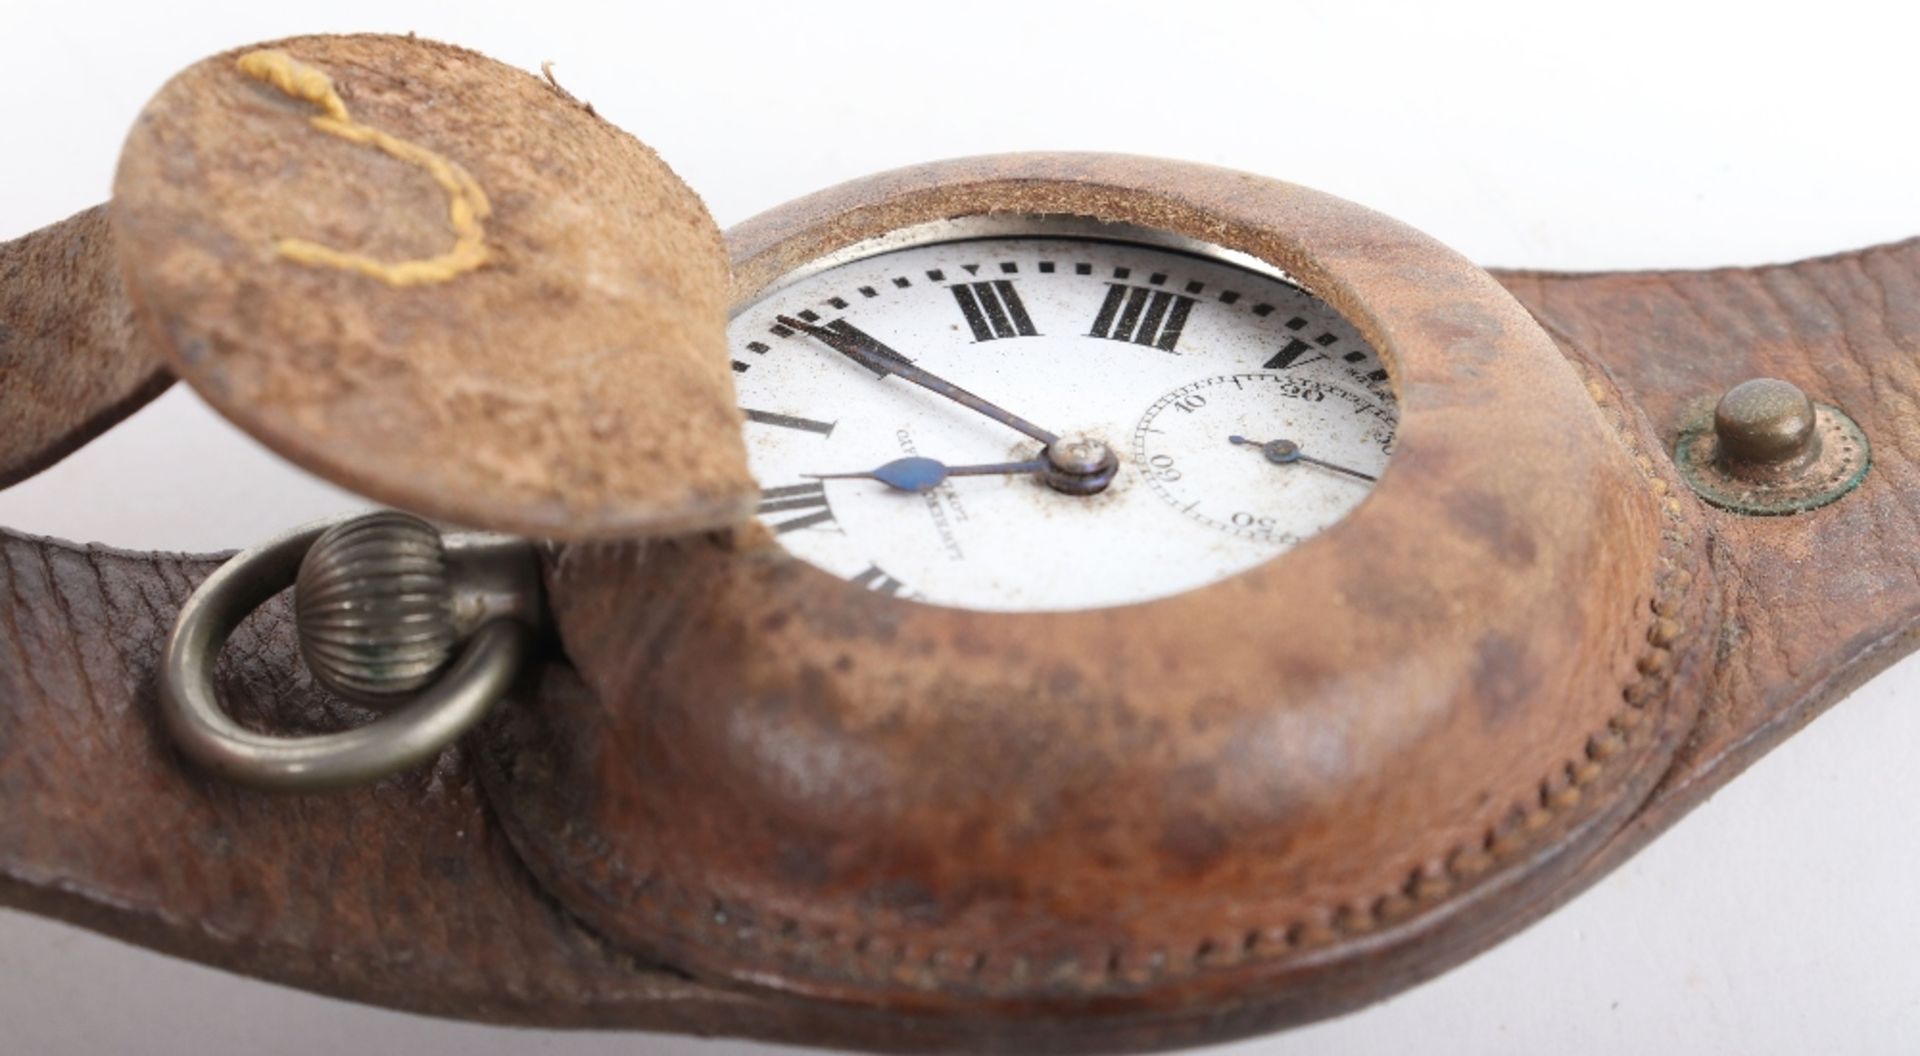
2, 2, 1917, 1053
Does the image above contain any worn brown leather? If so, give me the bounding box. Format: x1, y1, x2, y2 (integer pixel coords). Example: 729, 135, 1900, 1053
0, 532, 1636, 1054
0, 530, 932, 1047
113, 35, 752, 540
483, 156, 1712, 1038
1490, 238, 1920, 867
0, 156, 1915, 1054
0, 204, 170, 488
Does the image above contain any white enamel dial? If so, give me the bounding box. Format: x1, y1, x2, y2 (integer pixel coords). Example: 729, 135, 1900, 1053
729, 226, 1398, 612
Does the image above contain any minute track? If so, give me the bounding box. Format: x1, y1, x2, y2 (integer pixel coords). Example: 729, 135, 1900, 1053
739, 249, 1390, 403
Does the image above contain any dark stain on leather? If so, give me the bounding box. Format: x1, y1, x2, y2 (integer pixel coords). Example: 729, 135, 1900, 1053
1156, 814, 1231, 880
1445, 489, 1538, 567
774, 839, 832, 889
1469, 632, 1538, 726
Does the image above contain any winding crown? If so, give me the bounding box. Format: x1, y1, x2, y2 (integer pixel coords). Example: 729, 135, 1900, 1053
293, 511, 458, 705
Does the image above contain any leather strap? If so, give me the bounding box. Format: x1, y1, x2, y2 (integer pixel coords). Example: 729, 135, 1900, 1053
0, 535, 710, 1022
1490, 236, 1920, 861
0, 205, 170, 488
0, 238, 1914, 1053
0, 531, 1330, 1051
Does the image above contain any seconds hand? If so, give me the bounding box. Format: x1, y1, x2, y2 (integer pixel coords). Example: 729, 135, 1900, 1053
775, 315, 1060, 446
1229, 435, 1378, 483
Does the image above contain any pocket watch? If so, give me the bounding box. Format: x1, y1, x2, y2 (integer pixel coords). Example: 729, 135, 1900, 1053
0, 33, 1912, 1054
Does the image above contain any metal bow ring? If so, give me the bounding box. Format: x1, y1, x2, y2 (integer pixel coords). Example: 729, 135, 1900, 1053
159, 512, 543, 792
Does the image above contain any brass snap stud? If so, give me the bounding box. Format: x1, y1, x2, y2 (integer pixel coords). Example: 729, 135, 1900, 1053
1675, 377, 1870, 515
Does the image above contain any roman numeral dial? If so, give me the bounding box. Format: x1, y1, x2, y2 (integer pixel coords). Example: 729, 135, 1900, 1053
743, 408, 837, 437
1088, 283, 1196, 352
851, 564, 910, 596
727, 234, 1396, 613
756, 482, 838, 534
1263, 337, 1322, 370
950, 280, 1039, 342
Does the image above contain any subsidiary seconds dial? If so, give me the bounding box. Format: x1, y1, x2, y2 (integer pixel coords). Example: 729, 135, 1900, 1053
728, 225, 1400, 612
1134, 373, 1394, 544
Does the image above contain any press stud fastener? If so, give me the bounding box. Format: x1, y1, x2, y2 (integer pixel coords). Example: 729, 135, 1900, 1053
1675, 377, 1870, 516
1713, 377, 1819, 471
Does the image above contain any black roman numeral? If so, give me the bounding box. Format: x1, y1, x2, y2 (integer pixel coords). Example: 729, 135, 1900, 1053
1263, 337, 1319, 370
1087, 284, 1195, 352
742, 408, 837, 437
756, 482, 838, 534
1263, 327, 1341, 370
851, 563, 908, 596
950, 281, 1039, 342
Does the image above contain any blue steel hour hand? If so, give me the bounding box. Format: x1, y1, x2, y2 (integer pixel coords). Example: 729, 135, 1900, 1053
807, 456, 1048, 494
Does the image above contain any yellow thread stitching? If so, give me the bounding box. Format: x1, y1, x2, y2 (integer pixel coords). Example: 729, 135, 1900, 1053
235, 49, 491, 286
